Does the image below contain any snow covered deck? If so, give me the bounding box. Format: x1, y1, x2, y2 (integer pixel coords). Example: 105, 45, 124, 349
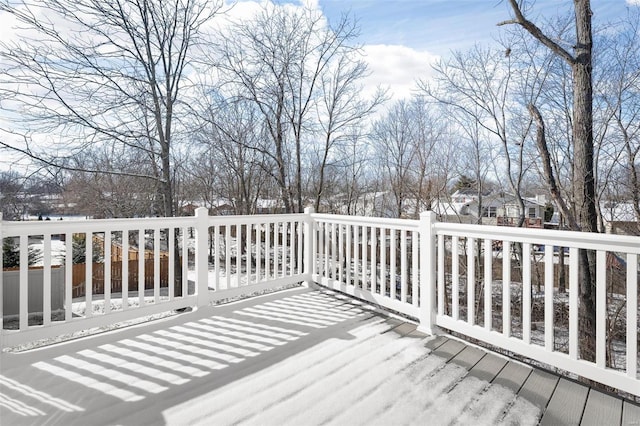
1, 287, 638, 425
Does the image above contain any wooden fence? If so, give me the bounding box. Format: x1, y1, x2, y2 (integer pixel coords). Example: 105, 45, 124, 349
108, 242, 169, 262
71, 258, 170, 298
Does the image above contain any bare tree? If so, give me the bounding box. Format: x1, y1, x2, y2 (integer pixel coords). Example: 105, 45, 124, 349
420, 44, 530, 226
598, 8, 640, 232
421, 92, 496, 225
500, 0, 599, 361
0, 0, 221, 217
331, 131, 372, 215
214, 3, 363, 213
407, 97, 450, 217
312, 55, 386, 211
62, 149, 159, 218
370, 100, 417, 218
194, 96, 271, 215
0, 171, 27, 220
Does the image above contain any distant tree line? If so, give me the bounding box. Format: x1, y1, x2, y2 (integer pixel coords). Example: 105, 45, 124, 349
0, 1, 637, 229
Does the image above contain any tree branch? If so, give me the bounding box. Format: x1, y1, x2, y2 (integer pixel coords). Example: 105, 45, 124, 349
0, 137, 162, 181
527, 103, 579, 230
498, 0, 576, 66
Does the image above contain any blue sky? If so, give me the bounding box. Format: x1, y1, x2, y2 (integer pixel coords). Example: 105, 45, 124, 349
317, 0, 636, 55
249, 0, 638, 100
319, 0, 516, 55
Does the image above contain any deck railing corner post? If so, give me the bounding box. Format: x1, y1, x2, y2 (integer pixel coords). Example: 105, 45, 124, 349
194, 207, 210, 307
302, 207, 315, 287
417, 210, 438, 335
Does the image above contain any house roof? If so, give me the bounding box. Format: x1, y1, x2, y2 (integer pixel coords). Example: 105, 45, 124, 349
601, 202, 638, 223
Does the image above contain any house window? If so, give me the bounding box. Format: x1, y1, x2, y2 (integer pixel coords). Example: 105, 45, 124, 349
528, 207, 537, 218
483, 206, 497, 217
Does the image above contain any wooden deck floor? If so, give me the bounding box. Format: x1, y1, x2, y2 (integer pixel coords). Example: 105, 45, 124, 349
424, 334, 639, 425
1, 287, 638, 425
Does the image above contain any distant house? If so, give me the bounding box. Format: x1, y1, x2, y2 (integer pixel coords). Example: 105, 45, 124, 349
432, 190, 551, 227
177, 199, 234, 216
180, 203, 199, 216
431, 189, 482, 220
256, 199, 286, 214
211, 203, 235, 216
495, 194, 548, 228
601, 202, 639, 236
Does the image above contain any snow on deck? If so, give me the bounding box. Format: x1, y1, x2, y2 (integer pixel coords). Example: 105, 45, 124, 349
0, 287, 637, 425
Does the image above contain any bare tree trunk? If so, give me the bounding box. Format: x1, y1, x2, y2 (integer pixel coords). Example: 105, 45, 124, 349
528, 105, 578, 228
558, 214, 567, 293
507, 0, 598, 361
572, 0, 598, 362
314, 132, 332, 212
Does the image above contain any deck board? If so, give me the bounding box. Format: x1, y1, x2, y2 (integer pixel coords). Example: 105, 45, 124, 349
493, 361, 532, 392
450, 345, 485, 370
382, 317, 404, 329
468, 352, 508, 383
407, 327, 428, 339
424, 335, 448, 351
518, 368, 559, 411
540, 378, 590, 426
389, 322, 418, 336
622, 401, 640, 426
581, 389, 623, 426
431, 338, 466, 361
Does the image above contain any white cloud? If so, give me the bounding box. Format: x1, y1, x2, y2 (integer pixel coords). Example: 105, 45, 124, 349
210, 0, 325, 32
626, 0, 640, 5
361, 44, 439, 101
0, 10, 19, 42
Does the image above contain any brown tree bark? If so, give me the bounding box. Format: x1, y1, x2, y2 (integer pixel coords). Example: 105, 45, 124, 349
502, 0, 598, 362
571, 0, 598, 362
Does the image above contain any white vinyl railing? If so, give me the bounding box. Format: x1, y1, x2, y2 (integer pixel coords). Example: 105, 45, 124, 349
1, 208, 312, 347
201, 212, 309, 301
1, 213, 200, 347
2, 209, 638, 396
311, 213, 421, 319
430, 220, 639, 398
310, 211, 639, 397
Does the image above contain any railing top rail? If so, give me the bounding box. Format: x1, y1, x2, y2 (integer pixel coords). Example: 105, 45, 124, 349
434, 221, 640, 253
0, 213, 312, 237
206, 213, 306, 226
1, 215, 197, 236
311, 213, 420, 230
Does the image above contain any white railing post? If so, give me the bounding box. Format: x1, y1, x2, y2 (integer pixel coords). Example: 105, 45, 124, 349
303, 207, 315, 287
417, 211, 438, 335
195, 207, 209, 307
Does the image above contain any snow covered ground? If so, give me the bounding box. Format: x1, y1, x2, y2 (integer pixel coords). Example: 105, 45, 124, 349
28, 239, 66, 266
